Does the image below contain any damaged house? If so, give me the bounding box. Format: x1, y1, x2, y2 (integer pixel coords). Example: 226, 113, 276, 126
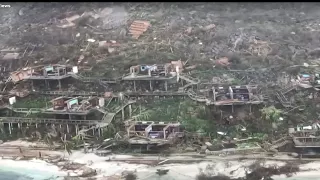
126, 121, 184, 145
211, 85, 263, 105
290, 123, 320, 148
189, 85, 264, 112
43, 96, 105, 120
122, 60, 185, 92
124, 60, 184, 80
198, 85, 263, 105
10, 64, 78, 90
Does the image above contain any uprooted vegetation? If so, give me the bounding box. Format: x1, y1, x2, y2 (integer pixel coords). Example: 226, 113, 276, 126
196, 161, 300, 180
2, 3, 320, 78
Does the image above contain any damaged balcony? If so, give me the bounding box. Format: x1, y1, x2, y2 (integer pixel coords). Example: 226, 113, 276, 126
126, 121, 184, 144
43, 96, 104, 115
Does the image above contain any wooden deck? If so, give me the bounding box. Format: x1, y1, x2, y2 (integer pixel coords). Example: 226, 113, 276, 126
27, 74, 72, 80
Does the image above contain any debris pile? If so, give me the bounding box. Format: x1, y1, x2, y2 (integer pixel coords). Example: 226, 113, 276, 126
129, 20, 151, 39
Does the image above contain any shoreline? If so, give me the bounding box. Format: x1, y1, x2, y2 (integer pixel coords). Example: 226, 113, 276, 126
0, 140, 320, 179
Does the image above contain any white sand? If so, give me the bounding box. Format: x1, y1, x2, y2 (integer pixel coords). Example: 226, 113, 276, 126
0, 140, 50, 148
1, 142, 320, 179
2, 151, 320, 180
67, 151, 300, 179
69, 151, 148, 177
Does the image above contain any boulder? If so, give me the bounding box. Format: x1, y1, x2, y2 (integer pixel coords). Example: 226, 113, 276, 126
290, 152, 299, 158
79, 167, 97, 177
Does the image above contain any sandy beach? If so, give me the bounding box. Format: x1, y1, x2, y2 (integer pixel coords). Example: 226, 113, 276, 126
1, 140, 320, 179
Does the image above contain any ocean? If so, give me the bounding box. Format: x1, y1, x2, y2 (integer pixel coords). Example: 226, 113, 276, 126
0, 169, 33, 180
274, 177, 318, 180
0, 159, 66, 180
0, 169, 64, 180
0, 168, 63, 180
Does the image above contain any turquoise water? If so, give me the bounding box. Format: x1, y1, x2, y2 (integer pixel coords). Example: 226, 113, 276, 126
0, 169, 33, 180
274, 177, 318, 180
0, 160, 65, 180
0, 169, 62, 180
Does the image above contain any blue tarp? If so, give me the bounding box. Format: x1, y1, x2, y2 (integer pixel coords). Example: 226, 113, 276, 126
301, 74, 311, 78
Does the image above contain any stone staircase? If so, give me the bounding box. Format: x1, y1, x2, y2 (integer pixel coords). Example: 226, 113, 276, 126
282, 84, 297, 95
187, 90, 209, 104
95, 108, 107, 114
178, 74, 200, 92
275, 90, 292, 108
101, 112, 116, 125
5, 76, 12, 84
100, 98, 136, 126
261, 94, 269, 101
274, 84, 298, 108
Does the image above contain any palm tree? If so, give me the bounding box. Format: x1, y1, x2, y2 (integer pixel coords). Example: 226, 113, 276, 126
72, 128, 94, 150
44, 132, 55, 149
43, 125, 59, 149
260, 106, 283, 123
131, 110, 152, 121
260, 106, 283, 136
61, 134, 72, 156
0, 123, 7, 140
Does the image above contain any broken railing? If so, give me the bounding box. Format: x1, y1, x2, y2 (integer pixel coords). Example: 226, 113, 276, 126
293, 137, 320, 147
0, 117, 100, 125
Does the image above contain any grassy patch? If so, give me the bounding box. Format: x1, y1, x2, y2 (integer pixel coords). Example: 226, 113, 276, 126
13, 96, 49, 109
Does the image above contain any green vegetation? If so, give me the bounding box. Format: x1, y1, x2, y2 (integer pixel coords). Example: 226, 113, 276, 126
260, 106, 283, 123
13, 96, 48, 109
132, 99, 216, 135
